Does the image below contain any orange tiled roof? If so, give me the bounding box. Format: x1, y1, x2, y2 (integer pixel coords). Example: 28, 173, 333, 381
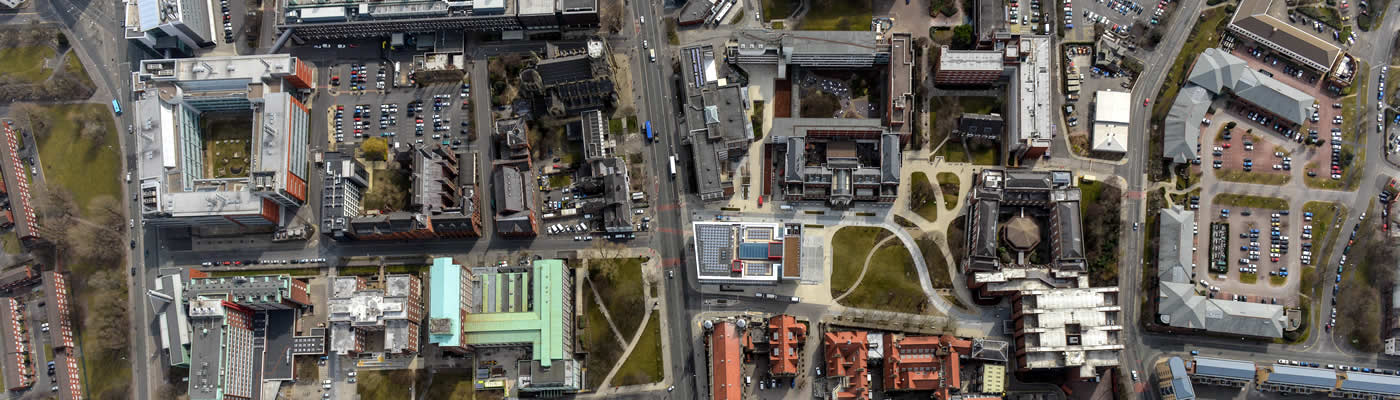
883, 334, 974, 399
712, 322, 742, 400
768, 315, 807, 376
824, 331, 872, 400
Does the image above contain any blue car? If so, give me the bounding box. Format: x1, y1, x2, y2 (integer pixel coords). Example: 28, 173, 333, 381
1337, 275, 1342, 283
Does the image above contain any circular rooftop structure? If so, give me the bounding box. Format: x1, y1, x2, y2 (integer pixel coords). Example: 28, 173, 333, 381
1001, 216, 1041, 251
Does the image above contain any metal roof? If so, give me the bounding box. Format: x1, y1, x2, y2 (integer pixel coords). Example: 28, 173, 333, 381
428, 257, 463, 347
1169, 357, 1197, 400
1341, 372, 1400, 395
461, 260, 570, 367
1268, 365, 1337, 388
1192, 357, 1257, 380
737, 242, 770, 260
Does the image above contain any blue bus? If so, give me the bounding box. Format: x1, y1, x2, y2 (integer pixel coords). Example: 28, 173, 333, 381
112, 100, 122, 115
644, 120, 653, 141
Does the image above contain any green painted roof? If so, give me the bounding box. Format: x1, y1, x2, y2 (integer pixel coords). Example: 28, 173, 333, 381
462, 259, 567, 367
428, 257, 462, 347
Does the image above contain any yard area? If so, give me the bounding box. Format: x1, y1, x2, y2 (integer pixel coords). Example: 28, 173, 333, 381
909, 172, 940, 222
202, 113, 253, 179
1336, 204, 1391, 352
582, 280, 624, 391
1213, 169, 1291, 185
32, 104, 121, 217
936, 172, 960, 210
829, 226, 893, 297
836, 241, 932, 314
795, 0, 873, 30
423, 369, 475, 399
609, 310, 664, 387
0, 46, 56, 84
1212, 193, 1289, 210
362, 167, 411, 211
356, 369, 430, 400
1079, 180, 1123, 286
72, 261, 131, 400
762, 0, 798, 20
588, 257, 647, 337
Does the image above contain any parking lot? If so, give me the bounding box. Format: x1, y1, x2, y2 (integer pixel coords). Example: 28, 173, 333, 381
1196, 204, 1300, 306
323, 61, 473, 151
1063, 44, 1135, 149
1205, 117, 1297, 178
1064, 0, 1172, 41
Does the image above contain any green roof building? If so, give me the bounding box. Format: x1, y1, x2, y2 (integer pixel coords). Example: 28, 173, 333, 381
464, 259, 580, 393
428, 257, 471, 353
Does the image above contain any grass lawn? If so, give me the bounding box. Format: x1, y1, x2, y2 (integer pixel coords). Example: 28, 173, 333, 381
1212, 193, 1288, 210
357, 369, 429, 400
0, 46, 56, 84
1213, 168, 1289, 185
610, 310, 664, 387
1151, 8, 1229, 124
363, 167, 411, 211
0, 233, 19, 254
910, 172, 939, 222
609, 118, 623, 134
917, 234, 952, 289
626, 115, 639, 133
936, 172, 960, 210
208, 267, 321, 277
1301, 201, 1344, 296
589, 257, 647, 337
549, 174, 573, 189
1270, 273, 1287, 286
837, 241, 931, 314
1239, 272, 1258, 284
69, 262, 130, 400
943, 146, 969, 162
202, 114, 253, 178
772, 21, 786, 29
795, 0, 872, 30
33, 104, 121, 217
61, 51, 94, 90
829, 226, 892, 297
582, 280, 624, 391
423, 369, 475, 399
1080, 180, 1104, 214
970, 146, 999, 165
762, 0, 798, 19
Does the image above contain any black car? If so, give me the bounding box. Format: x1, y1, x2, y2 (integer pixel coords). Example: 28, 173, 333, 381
130, 240, 136, 249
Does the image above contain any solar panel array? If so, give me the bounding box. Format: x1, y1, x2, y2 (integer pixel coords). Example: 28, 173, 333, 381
697, 224, 735, 275
745, 226, 774, 241
745, 262, 772, 276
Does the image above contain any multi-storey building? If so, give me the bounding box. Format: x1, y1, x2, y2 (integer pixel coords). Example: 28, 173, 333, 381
692, 221, 805, 284
1011, 287, 1123, 378
823, 331, 872, 400
492, 165, 539, 237
463, 259, 579, 394
0, 121, 39, 244
275, 0, 599, 40
123, 0, 214, 55
708, 320, 743, 400
0, 297, 32, 391
131, 55, 313, 227
934, 46, 1007, 86
771, 119, 901, 207
321, 152, 369, 240
767, 315, 805, 377
1188, 357, 1256, 387
328, 275, 423, 355
1229, 0, 1342, 73
187, 299, 256, 400
428, 257, 472, 354
183, 273, 312, 311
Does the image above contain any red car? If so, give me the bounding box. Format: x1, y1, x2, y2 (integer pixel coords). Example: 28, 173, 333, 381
1223, 143, 1231, 148
1143, 98, 1151, 106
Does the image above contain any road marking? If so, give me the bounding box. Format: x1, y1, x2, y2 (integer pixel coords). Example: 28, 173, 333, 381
656, 227, 683, 235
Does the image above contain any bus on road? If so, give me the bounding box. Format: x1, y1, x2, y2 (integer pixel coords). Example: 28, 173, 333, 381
112, 100, 122, 115
668, 155, 677, 179
644, 120, 653, 142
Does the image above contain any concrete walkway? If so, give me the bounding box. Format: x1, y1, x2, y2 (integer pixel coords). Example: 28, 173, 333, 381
584, 274, 629, 346
582, 248, 675, 396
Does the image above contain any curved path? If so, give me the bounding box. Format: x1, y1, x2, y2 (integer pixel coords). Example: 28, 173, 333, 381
833, 234, 901, 302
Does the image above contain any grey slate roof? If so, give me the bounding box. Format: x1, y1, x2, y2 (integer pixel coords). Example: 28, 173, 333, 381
1340, 372, 1400, 395
1163, 86, 1210, 163
1159, 280, 1288, 338
1168, 357, 1197, 400
1193, 357, 1256, 380
880, 133, 901, 183
1157, 207, 1195, 283
785, 137, 805, 182
494, 166, 527, 213
535, 55, 594, 86
1004, 171, 1053, 190
1187, 48, 1315, 124
1268, 365, 1338, 388
1053, 202, 1085, 260
971, 199, 1001, 259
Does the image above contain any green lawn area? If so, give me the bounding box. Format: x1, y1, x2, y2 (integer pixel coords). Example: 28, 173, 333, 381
357, 369, 429, 400
1239, 272, 1258, 284
203, 115, 253, 179
0, 232, 19, 254
943, 146, 969, 162
1080, 180, 1104, 214
829, 226, 892, 297
70, 262, 131, 400
589, 257, 647, 337
795, 0, 872, 30
1301, 201, 1344, 296
609, 118, 623, 134
582, 280, 624, 391
1213, 169, 1290, 185
32, 104, 121, 217
1151, 8, 1229, 124
1212, 193, 1289, 210
772, 21, 786, 29
970, 146, 999, 165
1270, 273, 1287, 286
61, 51, 94, 90
1296, 6, 1342, 29
363, 167, 411, 211
423, 369, 475, 399
762, 0, 798, 19
337, 265, 429, 276
936, 172, 960, 210
917, 234, 952, 289
207, 267, 321, 277
548, 174, 573, 189
910, 172, 939, 222
626, 115, 639, 133
0, 46, 56, 84
836, 241, 931, 314
610, 310, 664, 387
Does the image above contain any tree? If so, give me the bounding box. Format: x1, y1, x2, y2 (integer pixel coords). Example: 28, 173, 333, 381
951, 25, 975, 50
360, 137, 388, 161
909, 176, 937, 210
600, 0, 623, 33
799, 91, 841, 118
